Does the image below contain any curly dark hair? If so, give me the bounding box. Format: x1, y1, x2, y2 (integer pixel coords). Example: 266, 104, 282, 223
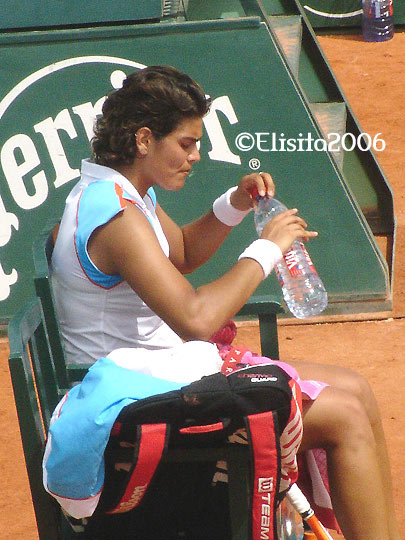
91, 65, 211, 167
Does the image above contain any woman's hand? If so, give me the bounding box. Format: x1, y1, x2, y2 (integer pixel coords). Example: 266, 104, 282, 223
261, 208, 318, 254
230, 171, 274, 211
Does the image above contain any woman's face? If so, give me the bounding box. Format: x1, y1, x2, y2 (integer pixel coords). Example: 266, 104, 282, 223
142, 116, 203, 191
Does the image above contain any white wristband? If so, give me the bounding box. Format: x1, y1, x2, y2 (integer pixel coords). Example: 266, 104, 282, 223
213, 186, 252, 227
238, 239, 283, 279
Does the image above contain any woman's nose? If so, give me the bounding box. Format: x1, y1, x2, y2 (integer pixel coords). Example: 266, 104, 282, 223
188, 148, 201, 163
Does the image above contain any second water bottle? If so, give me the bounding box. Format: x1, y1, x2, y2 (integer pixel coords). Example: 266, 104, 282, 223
362, 0, 394, 42
254, 197, 328, 319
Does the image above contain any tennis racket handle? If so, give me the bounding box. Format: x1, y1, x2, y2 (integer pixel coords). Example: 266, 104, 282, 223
305, 515, 334, 540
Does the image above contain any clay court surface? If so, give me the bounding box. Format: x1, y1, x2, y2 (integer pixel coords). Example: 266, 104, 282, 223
1, 31, 404, 539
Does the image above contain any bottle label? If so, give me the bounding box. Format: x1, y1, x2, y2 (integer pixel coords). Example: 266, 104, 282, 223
283, 242, 318, 277
300, 242, 318, 274
283, 248, 303, 277
366, 0, 393, 18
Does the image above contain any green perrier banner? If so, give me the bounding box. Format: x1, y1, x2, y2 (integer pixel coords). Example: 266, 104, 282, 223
0, 20, 390, 322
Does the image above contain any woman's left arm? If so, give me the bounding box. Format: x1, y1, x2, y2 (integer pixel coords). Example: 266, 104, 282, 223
157, 172, 274, 274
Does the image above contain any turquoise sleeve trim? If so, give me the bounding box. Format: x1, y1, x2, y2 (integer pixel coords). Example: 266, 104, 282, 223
75, 182, 124, 288
146, 186, 157, 207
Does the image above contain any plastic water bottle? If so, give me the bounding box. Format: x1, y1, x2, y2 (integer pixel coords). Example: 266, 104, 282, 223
277, 497, 304, 539
362, 0, 394, 42
254, 197, 328, 319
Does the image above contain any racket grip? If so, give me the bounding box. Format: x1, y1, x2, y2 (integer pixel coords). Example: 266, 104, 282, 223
286, 483, 313, 518
305, 515, 334, 540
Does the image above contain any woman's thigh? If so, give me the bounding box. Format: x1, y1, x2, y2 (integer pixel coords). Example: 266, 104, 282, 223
288, 359, 375, 408
288, 359, 382, 428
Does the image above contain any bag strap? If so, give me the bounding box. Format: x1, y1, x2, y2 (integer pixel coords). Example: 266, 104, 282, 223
245, 411, 281, 540
106, 419, 231, 514
107, 423, 169, 514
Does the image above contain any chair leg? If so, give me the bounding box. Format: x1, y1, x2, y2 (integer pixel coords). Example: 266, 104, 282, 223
259, 313, 280, 360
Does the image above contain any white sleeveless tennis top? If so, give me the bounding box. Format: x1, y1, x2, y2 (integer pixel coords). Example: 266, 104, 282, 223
51, 159, 182, 365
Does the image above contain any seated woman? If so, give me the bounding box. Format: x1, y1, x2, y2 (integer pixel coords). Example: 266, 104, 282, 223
51, 65, 400, 540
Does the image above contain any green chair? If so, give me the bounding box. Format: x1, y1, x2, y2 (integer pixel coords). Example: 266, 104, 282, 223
8, 297, 83, 539
32, 216, 90, 385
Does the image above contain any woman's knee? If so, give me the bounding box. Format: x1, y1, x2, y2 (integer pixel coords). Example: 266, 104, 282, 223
332, 368, 380, 424
290, 360, 380, 424
301, 387, 375, 452
336, 367, 369, 397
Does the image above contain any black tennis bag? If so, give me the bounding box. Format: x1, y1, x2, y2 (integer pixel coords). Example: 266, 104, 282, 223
88, 363, 299, 540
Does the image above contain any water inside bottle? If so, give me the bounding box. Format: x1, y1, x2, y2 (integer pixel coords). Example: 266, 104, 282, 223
277, 271, 328, 319
362, 0, 394, 42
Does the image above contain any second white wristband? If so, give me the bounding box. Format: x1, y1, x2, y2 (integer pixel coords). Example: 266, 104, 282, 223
238, 239, 283, 279
213, 186, 252, 227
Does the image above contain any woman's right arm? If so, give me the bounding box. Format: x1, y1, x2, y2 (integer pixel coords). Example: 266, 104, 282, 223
88, 202, 316, 342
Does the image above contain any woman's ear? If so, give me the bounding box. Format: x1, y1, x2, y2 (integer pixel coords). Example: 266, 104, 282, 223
135, 126, 153, 156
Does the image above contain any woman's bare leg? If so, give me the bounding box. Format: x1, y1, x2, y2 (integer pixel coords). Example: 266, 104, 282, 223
291, 361, 400, 540
300, 386, 390, 540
